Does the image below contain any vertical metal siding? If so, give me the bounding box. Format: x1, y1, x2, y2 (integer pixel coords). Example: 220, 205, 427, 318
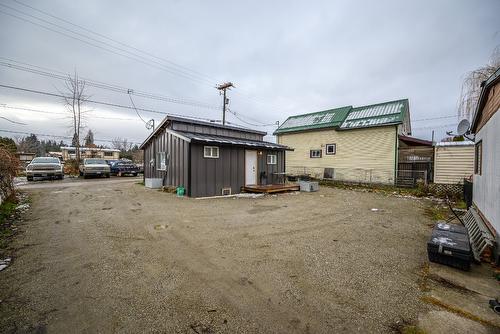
143, 130, 189, 189
258, 150, 285, 184
190, 144, 246, 197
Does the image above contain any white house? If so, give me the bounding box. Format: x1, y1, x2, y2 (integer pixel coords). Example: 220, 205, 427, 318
470, 67, 500, 263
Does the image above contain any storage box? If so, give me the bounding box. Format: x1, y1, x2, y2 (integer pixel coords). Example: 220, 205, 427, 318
427, 225, 472, 271
435, 221, 467, 234
299, 181, 319, 192
145, 178, 163, 189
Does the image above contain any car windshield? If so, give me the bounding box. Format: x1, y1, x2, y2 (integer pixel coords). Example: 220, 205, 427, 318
85, 159, 107, 165
31, 157, 60, 164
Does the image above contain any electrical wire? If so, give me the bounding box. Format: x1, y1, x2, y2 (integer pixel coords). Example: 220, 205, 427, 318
0, 128, 143, 145
0, 58, 222, 110
0, 83, 221, 122
9, 0, 220, 84
0, 7, 215, 87
0, 115, 27, 125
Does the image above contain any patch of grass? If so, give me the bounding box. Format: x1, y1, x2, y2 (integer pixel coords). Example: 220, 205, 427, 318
402, 325, 426, 334
0, 196, 19, 251
454, 200, 467, 210
136, 181, 145, 186
0, 197, 17, 225
423, 205, 448, 221
421, 296, 500, 329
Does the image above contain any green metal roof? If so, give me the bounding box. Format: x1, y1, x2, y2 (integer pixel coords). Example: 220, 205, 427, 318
339, 99, 409, 130
274, 99, 409, 134
273, 106, 352, 134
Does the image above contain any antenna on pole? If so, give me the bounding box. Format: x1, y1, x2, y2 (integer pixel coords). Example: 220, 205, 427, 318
216, 82, 234, 125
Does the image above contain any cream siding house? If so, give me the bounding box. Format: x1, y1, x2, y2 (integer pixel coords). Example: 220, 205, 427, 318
275, 99, 411, 184
433, 141, 474, 184
470, 67, 500, 248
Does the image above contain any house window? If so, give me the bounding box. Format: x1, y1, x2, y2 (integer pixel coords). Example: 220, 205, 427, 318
104, 151, 114, 157
156, 152, 167, 170
310, 149, 322, 158
325, 144, 336, 155
267, 154, 277, 165
204, 146, 219, 158
474, 141, 482, 175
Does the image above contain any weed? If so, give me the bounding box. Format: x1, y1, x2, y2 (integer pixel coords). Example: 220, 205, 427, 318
421, 296, 500, 329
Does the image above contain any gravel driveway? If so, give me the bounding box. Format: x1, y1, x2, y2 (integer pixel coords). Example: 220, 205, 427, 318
0, 180, 433, 333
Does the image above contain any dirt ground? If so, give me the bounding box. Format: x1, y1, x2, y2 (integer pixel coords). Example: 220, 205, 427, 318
1, 178, 437, 333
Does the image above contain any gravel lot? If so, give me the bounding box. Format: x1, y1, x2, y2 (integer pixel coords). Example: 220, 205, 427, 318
0, 179, 433, 333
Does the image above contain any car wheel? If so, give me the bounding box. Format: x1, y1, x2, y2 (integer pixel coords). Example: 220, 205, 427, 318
59, 175, 64, 180
106, 173, 110, 178
133, 173, 137, 177
83, 173, 88, 179
79, 171, 83, 176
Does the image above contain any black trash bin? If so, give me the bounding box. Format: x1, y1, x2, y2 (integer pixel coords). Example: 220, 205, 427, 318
463, 179, 473, 209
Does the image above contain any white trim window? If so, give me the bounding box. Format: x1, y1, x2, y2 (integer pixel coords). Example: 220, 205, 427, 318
325, 143, 336, 155
156, 152, 167, 170
267, 154, 277, 165
204, 146, 219, 158
310, 149, 322, 158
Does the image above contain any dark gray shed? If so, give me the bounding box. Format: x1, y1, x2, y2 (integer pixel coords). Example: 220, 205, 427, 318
139, 116, 290, 197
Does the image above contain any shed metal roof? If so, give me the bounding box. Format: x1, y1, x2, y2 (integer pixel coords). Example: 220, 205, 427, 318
177, 131, 291, 150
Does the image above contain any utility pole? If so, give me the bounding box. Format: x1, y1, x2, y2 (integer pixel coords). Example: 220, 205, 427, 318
216, 82, 234, 125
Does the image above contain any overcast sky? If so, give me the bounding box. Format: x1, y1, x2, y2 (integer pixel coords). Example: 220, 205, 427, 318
0, 0, 499, 146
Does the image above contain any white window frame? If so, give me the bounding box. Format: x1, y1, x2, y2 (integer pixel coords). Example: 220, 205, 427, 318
267, 154, 277, 165
325, 143, 336, 155
156, 152, 167, 170
310, 149, 322, 158
204, 146, 219, 158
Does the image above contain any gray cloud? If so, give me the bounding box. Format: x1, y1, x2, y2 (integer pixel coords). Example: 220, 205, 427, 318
0, 0, 499, 145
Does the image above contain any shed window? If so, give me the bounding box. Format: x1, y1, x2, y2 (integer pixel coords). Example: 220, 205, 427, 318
267, 154, 277, 165
474, 141, 482, 175
156, 152, 167, 170
310, 149, 322, 158
325, 144, 336, 155
104, 151, 114, 157
204, 146, 219, 158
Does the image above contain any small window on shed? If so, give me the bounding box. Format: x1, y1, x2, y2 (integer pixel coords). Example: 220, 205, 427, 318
156, 152, 167, 170
104, 151, 114, 157
474, 141, 482, 175
310, 149, 322, 158
204, 146, 219, 158
325, 144, 336, 155
267, 154, 277, 165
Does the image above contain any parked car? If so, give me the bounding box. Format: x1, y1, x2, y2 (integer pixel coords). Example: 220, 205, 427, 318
110, 160, 139, 176
26, 157, 64, 181
79, 158, 111, 178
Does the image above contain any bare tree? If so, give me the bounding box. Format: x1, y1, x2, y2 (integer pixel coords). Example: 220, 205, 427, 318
111, 137, 133, 152
62, 72, 88, 165
458, 46, 500, 121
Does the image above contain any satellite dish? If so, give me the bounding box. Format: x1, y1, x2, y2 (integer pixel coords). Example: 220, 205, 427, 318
456, 119, 470, 136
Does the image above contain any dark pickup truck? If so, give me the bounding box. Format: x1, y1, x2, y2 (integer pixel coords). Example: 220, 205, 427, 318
109, 161, 139, 176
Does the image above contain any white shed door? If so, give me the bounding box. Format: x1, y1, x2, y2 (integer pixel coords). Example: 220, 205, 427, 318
245, 150, 257, 185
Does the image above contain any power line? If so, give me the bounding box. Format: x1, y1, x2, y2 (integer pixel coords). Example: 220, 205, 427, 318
2, 1, 295, 117
0, 115, 27, 125
9, 0, 220, 84
0, 58, 222, 110
1, 104, 142, 121
0, 3, 216, 87
0, 128, 143, 145
0, 83, 222, 122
